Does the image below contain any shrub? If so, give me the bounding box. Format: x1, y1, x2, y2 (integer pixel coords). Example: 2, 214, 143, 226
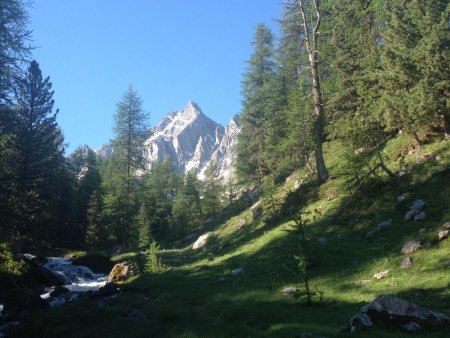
144, 241, 165, 274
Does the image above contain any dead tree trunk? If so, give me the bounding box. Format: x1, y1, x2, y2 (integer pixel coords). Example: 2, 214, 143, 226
298, 0, 329, 184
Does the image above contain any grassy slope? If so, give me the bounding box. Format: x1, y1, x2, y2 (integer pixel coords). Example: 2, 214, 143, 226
14, 137, 450, 338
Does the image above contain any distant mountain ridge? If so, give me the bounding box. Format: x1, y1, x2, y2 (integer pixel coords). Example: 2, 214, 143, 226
95, 100, 240, 179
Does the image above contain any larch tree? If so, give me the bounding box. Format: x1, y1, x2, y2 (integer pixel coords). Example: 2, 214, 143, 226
107, 85, 149, 247
237, 23, 277, 183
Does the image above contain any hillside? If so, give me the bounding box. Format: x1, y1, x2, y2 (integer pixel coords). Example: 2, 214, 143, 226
12, 135, 450, 338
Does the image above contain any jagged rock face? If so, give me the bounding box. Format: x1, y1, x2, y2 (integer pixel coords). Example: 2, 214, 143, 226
94, 100, 240, 179
144, 101, 239, 179
200, 114, 241, 179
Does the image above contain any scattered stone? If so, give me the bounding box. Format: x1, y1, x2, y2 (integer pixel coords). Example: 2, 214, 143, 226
400, 257, 413, 269
347, 296, 450, 332
405, 199, 426, 221
441, 260, 450, 268
373, 269, 389, 279
442, 222, 450, 230
401, 240, 422, 255
230, 267, 244, 276
107, 261, 138, 283
397, 193, 409, 202
353, 279, 372, 286
438, 230, 449, 241
404, 209, 418, 221
419, 227, 426, 233
250, 200, 262, 220
235, 218, 246, 230
282, 287, 301, 298
377, 219, 392, 228
318, 237, 328, 245
414, 211, 426, 221
218, 277, 228, 283
293, 180, 301, 191
410, 199, 426, 211
192, 233, 211, 250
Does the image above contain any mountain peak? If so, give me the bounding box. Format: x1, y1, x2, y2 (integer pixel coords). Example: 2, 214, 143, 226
186, 100, 201, 112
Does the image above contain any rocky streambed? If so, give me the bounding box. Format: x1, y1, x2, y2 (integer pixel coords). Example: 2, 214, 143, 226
0, 254, 113, 337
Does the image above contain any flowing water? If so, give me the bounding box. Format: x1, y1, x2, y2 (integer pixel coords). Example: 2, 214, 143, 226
40, 257, 107, 306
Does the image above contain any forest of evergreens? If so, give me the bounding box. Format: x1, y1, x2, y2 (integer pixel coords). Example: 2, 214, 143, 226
1, 0, 448, 255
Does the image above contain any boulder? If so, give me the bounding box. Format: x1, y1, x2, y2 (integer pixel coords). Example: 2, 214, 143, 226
442, 222, 450, 230
438, 230, 449, 241
97, 282, 120, 297
20, 295, 50, 313
400, 257, 413, 269
401, 240, 422, 255
50, 286, 70, 297
442, 260, 450, 268
107, 262, 138, 283
366, 227, 382, 238
282, 287, 301, 298
348, 296, 450, 332
72, 254, 114, 274
192, 233, 211, 250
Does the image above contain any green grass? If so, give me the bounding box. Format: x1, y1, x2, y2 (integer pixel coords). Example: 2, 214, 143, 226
12, 136, 450, 338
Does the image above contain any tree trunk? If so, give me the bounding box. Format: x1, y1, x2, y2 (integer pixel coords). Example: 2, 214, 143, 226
299, 0, 329, 184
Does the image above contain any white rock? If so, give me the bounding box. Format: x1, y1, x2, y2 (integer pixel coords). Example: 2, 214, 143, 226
438, 230, 449, 241
192, 233, 211, 250
230, 267, 244, 276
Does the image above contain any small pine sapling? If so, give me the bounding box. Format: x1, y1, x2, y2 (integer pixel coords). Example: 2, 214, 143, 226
144, 241, 165, 274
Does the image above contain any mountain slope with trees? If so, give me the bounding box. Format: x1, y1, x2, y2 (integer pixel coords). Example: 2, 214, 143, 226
0, 0, 449, 337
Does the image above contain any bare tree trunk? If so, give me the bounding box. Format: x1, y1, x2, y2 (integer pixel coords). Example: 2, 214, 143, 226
299, 0, 329, 184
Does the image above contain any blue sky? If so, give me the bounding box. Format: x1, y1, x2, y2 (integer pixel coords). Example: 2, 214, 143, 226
29, 0, 282, 154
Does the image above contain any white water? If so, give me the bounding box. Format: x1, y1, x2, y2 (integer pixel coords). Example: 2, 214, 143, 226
40, 257, 107, 306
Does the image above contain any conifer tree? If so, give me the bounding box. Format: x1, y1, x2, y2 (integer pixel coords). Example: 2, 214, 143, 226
380, 0, 449, 140
106, 85, 149, 247
8, 60, 67, 245
0, 0, 32, 104
201, 161, 223, 220
237, 23, 277, 183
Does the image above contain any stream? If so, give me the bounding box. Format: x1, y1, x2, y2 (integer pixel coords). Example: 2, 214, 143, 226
40, 257, 108, 306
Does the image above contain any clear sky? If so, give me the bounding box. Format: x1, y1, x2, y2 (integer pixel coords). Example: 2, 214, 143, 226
29, 0, 282, 154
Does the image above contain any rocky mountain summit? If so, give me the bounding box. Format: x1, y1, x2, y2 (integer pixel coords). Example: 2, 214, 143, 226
96, 100, 240, 179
